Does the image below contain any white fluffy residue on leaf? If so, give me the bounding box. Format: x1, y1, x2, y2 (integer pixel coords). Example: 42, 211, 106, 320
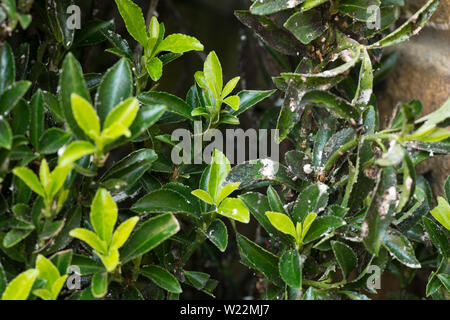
259, 159, 278, 179
318, 183, 328, 194
287, 0, 302, 8
357, 89, 372, 105
303, 164, 313, 174
57, 145, 67, 157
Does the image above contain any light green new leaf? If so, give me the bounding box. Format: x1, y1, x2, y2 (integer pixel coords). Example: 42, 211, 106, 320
104, 97, 139, 132
158, 34, 204, 54
39, 159, 51, 193
58, 141, 96, 167
110, 217, 139, 249
218, 198, 250, 223
266, 211, 296, 240
192, 189, 215, 205
1, 269, 39, 300
431, 197, 450, 231
204, 51, 223, 101
90, 188, 118, 244
13, 167, 45, 197
146, 57, 163, 82
208, 149, 231, 202
36, 255, 60, 288
223, 95, 240, 110
217, 182, 241, 205
301, 212, 318, 243
69, 228, 108, 254
48, 165, 72, 200
98, 248, 119, 272
115, 0, 148, 46
222, 77, 241, 98
71, 94, 100, 140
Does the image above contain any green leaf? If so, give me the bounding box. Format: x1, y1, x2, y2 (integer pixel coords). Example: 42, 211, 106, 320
302, 216, 346, 244
95, 59, 133, 123
383, 229, 421, 268
50, 249, 73, 275
265, 211, 296, 240
69, 228, 108, 254
291, 184, 329, 223
0, 262, 6, 296
352, 48, 373, 106
71, 93, 100, 140
363, 167, 397, 255
0, 119, 12, 150
250, 0, 302, 15
138, 91, 193, 121
74, 19, 114, 47
204, 51, 223, 101
91, 272, 108, 298
237, 234, 282, 286
3, 228, 34, 248
90, 189, 118, 244
0, 81, 31, 115
184, 270, 210, 290
120, 213, 180, 263
431, 197, 450, 231
71, 254, 105, 276
232, 89, 276, 116
158, 34, 204, 54
284, 10, 326, 45
13, 167, 44, 197
192, 189, 215, 205
38, 128, 72, 155
279, 249, 302, 289
58, 141, 96, 167
110, 217, 139, 249
437, 274, 450, 292
217, 198, 250, 223
422, 216, 450, 257
30, 90, 45, 149
205, 219, 228, 252
115, 0, 148, 46
266, 186, 286, 214
59, 53, 91, 139
375, 142, 404, 167
132, 189, 196, 214
146, 57, 163, 82
141, 265, 182, 294
0, 42, 15, 95
331, 241, 357, 279
338, 0, 381, 22
1, 269, 39, 300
